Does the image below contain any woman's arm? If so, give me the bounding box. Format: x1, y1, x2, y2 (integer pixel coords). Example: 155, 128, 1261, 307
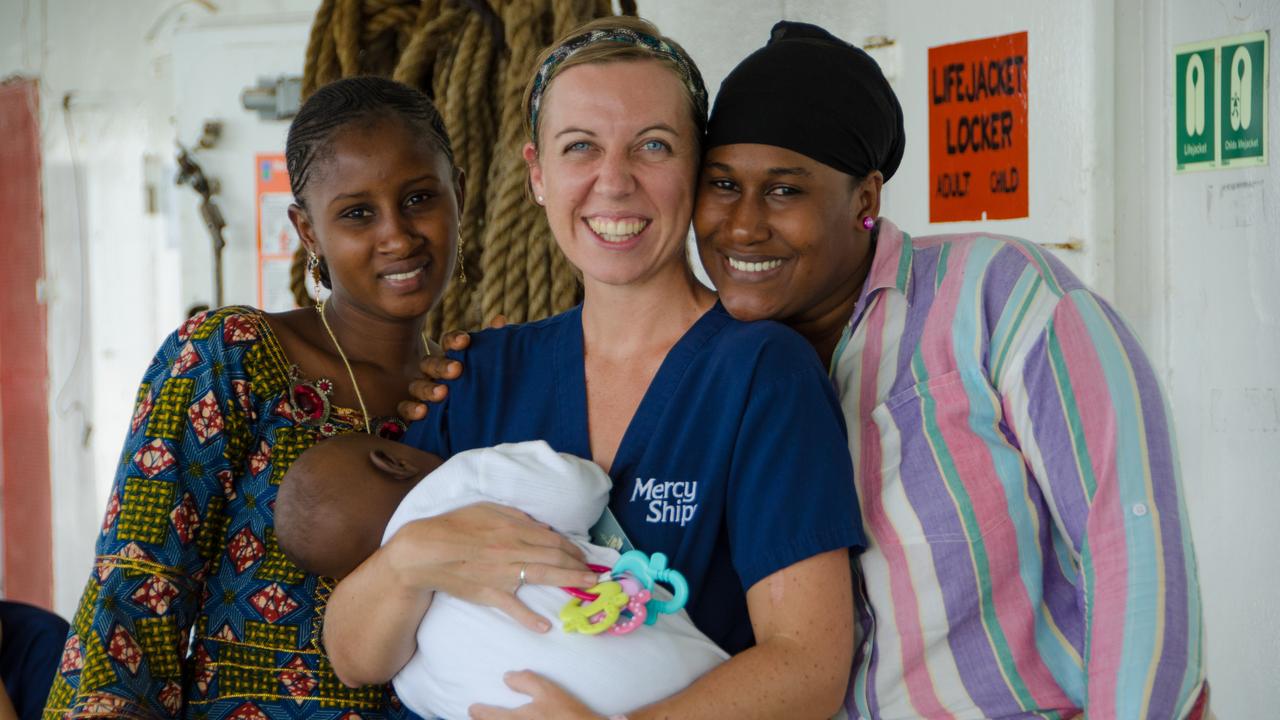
1003, 288, 1205, 718
472, 548, 855, 720
324, 502, 600, 687
637, 548, 854, 719
43, 310, 254, 718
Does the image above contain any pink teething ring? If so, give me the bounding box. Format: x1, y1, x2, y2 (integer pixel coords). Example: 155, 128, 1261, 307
607, 589, 651, 636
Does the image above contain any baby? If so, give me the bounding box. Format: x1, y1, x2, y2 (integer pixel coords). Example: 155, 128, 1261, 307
278, 437, 726, 720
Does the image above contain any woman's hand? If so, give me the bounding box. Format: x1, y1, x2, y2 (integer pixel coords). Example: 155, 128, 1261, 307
399, 329, 469, 421
387, 502, 598, 632
399, 315, 506, 422
325, 501, 598, 686
468, 671, 603, 720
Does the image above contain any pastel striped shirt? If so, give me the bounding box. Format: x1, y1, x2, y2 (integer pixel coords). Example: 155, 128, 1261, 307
834, 219, 1205, 719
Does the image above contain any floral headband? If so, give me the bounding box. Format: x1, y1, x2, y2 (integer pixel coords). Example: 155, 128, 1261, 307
527, 27, 709, 141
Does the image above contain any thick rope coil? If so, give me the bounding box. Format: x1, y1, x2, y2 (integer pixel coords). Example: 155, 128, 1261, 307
477, 0, 528, 323
333, 0, 362, 76
550, 0, 580, 39
301, 0, 338, 98
436, 12, 492, 334
363, 1, 417, 40
392, 4, 467, 86
296, 0, 609, 328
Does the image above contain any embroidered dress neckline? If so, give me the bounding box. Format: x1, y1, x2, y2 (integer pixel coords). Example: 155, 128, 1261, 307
243, 309, 368, 434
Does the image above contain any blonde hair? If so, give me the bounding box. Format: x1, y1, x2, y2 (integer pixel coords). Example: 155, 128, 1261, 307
522, 16, 706, 150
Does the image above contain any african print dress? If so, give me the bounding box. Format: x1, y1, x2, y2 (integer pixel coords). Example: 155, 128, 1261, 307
43, 307, 414, 719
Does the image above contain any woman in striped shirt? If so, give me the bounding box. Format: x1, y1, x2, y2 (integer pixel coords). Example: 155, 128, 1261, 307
692, 20, 1207, 720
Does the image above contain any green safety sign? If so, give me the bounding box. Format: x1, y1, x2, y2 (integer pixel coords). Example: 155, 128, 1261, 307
1174, 31, 1268, 173
1175, 45, 1216, 169
1221, 37, 1266, 165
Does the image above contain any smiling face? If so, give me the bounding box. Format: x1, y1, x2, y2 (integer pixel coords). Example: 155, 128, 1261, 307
523, 60, 699, 291
290, 114, 462, 321
694, 143, 875, 327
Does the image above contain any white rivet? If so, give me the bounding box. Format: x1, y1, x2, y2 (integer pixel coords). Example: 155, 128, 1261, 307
1132, 503, 1148, 517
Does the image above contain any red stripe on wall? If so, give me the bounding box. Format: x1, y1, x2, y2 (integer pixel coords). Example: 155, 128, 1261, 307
0, 78, 53, 608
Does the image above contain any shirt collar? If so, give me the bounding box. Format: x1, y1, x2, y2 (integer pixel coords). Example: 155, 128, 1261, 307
835, 217, 913, 356
862, 216, 912, 300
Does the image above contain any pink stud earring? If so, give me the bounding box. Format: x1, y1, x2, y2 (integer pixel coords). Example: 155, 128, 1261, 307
862, 216, 875, 230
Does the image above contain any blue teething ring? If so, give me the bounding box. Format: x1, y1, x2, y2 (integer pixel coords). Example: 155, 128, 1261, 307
610, 550, 688, 625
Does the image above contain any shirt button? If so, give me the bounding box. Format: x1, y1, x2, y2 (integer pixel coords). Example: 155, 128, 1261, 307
1132, 503, 1148, 517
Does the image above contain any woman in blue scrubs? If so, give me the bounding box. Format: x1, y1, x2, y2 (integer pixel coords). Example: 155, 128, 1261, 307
403, 18, 1207, 720
320, 16, 864, 720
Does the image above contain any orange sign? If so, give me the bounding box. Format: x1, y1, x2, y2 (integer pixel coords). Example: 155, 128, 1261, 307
255, 154, 303, 311
928, 31, 1028, 222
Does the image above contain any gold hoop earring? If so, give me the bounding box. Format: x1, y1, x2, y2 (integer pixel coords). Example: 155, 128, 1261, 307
307, 251, 325, 312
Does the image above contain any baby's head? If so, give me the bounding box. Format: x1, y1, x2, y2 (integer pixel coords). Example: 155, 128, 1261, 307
277, 434, 441, 579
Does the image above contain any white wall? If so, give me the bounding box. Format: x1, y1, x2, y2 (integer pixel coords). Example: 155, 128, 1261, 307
171, 16, 313, 313
1, 0, 319, 617
1115, 1, 1280, 716
3, 0, 179, 618
641, 0, 880, 99
648, 0, 1113, 289
882, 0, 1116, 291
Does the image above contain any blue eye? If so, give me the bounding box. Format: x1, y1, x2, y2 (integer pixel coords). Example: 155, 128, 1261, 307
565, 141, 591, 153
641, 139, 671, 152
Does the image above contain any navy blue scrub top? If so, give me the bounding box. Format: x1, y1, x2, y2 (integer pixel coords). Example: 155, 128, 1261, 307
0, 601, 70, 720
404, 303, 863, 654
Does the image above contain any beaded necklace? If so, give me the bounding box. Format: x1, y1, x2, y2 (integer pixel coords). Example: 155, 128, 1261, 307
289, 299, 429, 441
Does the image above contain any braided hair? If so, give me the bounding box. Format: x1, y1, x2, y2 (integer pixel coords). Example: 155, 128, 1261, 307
286, 76, 456, 287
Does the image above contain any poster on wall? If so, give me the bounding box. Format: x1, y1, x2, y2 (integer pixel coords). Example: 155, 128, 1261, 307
928, 31, 1029, 222
1175, 31, 1268, 173
255, 154, 302, 311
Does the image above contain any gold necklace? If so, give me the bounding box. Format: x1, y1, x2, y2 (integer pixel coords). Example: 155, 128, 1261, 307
317, 299, 430, 434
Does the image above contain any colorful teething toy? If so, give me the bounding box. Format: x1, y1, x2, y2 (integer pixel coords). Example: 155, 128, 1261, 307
610, 550, 689, 626
558, 550, 690, 636
606, 580, 650, 636
560, 580, 628, 635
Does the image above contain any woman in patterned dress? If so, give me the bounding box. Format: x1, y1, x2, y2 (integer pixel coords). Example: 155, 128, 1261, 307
43, 76, 475, 719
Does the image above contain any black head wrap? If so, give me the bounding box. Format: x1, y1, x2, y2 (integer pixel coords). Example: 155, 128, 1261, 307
705, 21, 905, 182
